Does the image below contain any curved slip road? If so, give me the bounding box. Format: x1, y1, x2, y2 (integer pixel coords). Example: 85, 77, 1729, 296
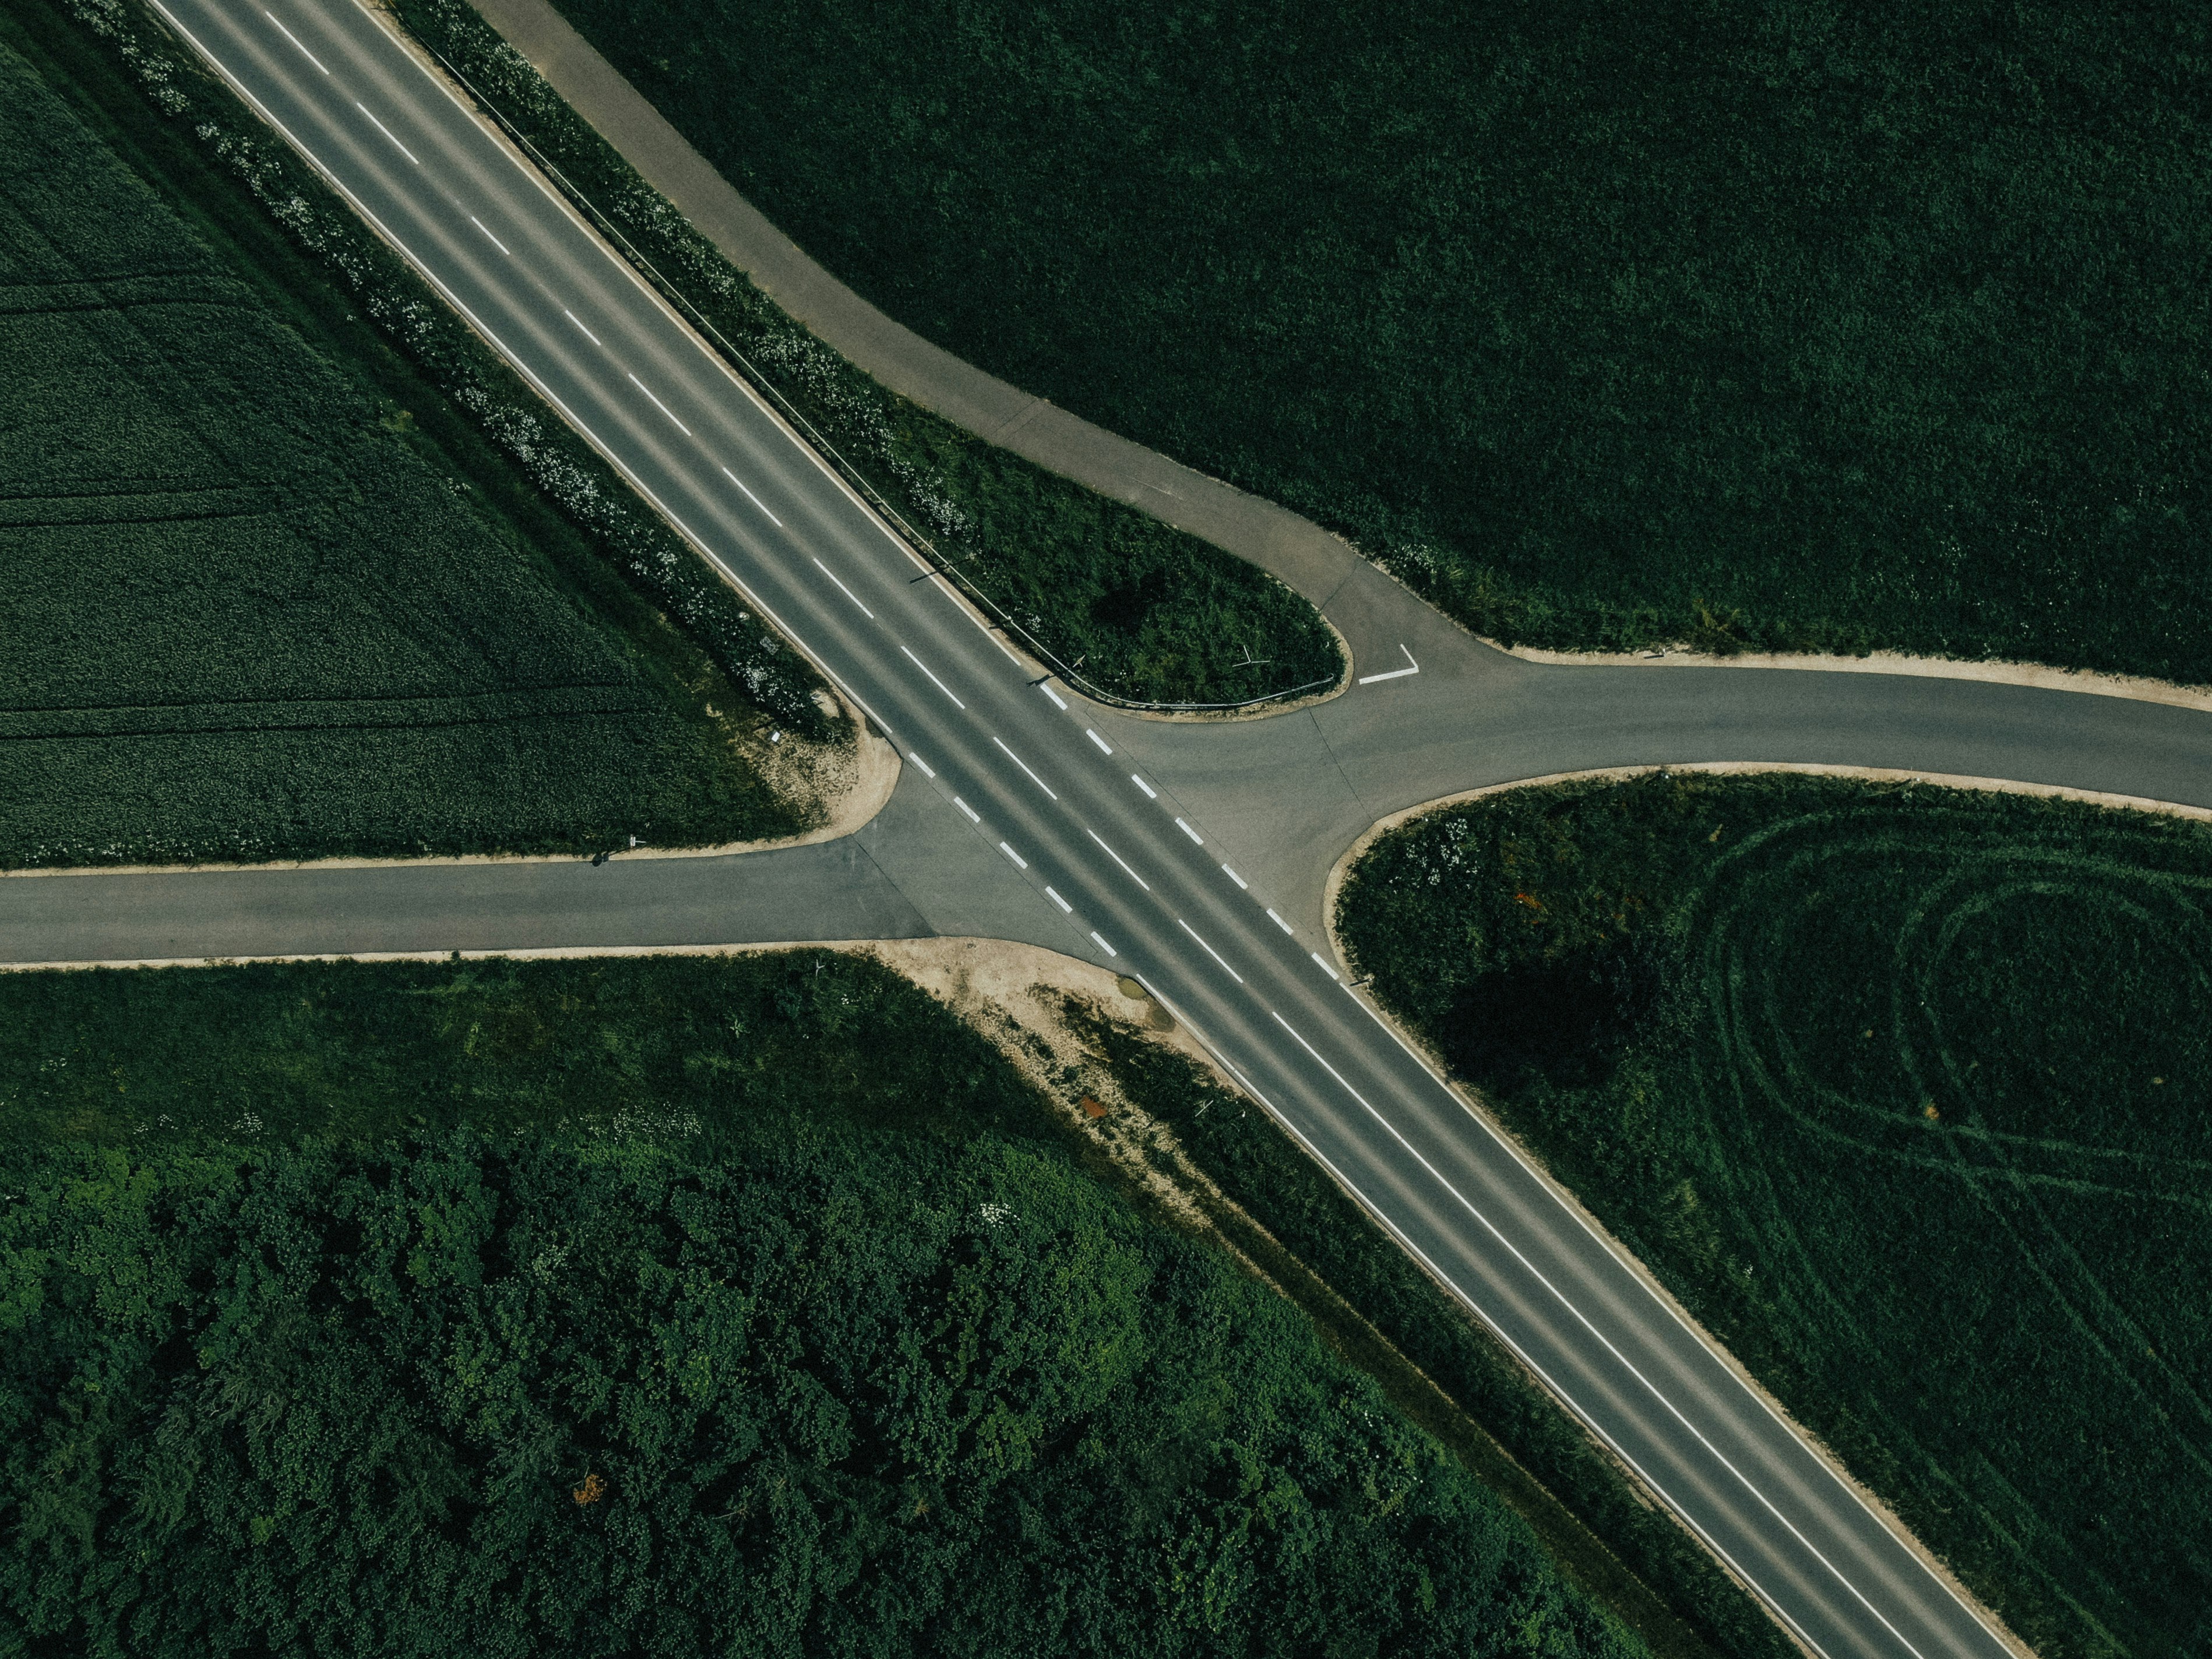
16, 1, 2212, 1651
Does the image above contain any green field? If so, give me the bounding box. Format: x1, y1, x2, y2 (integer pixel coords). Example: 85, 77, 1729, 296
393, 0, 1343, 711
1336, 774, 2212, 1658
0, 10, 825, 868
547, 0, 2212, 682
0, 952, 1640, 1658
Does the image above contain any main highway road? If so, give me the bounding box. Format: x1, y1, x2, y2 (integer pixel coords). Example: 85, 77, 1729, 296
65, 0, 2205, 1652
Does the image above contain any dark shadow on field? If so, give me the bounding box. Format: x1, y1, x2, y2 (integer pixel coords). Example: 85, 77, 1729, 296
1439, 939, 1673, 1093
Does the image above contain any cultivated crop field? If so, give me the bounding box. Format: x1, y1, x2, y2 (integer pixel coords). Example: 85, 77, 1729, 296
552, 0, 2212, 682
0, 20, 814, 868
1336, 774, 2212, 1658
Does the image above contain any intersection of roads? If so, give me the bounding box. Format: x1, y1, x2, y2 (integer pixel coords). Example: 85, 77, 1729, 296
10, 3, 2211, 1653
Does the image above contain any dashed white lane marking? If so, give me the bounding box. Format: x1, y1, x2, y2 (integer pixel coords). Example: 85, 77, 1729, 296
1045, 887, 1072, 913
1221, 864, 1248, 890
355, 101, 419, 165
1086, 828, 1150, 892
725, 467, 783, 527
1090, 931, 1118, 958
953, 797, 980, 824
812, 558, 872, 618
905, 751, 935, 779
1178, 918, 1244, 984
1357, 643, 1422, 685
469, 216, 511, 256
1266, 1005, 1924, 1659
999, 841, 1028, 870
900, 646, 966, 709
1086, 728, 1113, 755
263, 10, 327, 74
1175, 817, 1204, 846
1039, 682, 1069, 710
196, 12, 1970, 1644
1310, 952, 1341, 981
1267, 908, 1294, 935
1131, 774, 1157, 799
993, 737, 1058, 800
627, 373, 691, 436
562, 308, 602, 347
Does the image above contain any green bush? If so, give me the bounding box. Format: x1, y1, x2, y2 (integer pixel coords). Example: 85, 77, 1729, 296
0, 952, 1642, 1658
1337, 774, 2212, 1659
393, 0, 1343, 710
547, 0, 2211, 682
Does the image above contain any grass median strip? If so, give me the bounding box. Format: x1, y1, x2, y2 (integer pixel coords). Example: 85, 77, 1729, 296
390, 0, 1344, 711
1336, 772, 2212, 1659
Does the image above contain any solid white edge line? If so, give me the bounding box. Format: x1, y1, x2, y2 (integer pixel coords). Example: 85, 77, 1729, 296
562, 307, 602, 347
1221, 864, 1248, 890
1175, 816, 1204, 846
151, 0, 904, 773
626, 372, 692, 436
1309, 951, 1340, 981
724, 467, 784, 527
899, 645, 967, 709
1089, 931, 1118, 958
1267, 907, 1295, 935
469, 214, 510, 256
953, 798, 980, 824
1086, 728, 1112, 755
353, 100, 419, 164
1175, 918, 1244, 984
998, 841, 1027, 870
1115, 965, 1843, 1659
1243, 1083, 1840, 1659
1084, 829, 1150, 892
905, 751, 935, 779
1039, 682, 1068, 709
911, 570, 1022, 668
1045, 887, 1072, 914
992, 736, 1059, 800
1334, 978, 2010, 1653
1268, 1005, 1926, 1659
262, 9, 328, 74
189, 9, 2000, 1646
1130, 774, 1157, 799
812, 558, 873, 618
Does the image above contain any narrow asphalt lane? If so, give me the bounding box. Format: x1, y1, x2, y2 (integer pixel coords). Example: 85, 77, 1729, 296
22, 2, 2203, 1653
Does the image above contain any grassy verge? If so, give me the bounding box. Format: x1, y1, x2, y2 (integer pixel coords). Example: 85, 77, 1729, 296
1, 0, 841, 869
1063, 1002, 1794, 1659
390, 0, 1342, 710
1336, 773, 2212, 1659
545, 0, 2210, 683
0, 952, 1638, 1658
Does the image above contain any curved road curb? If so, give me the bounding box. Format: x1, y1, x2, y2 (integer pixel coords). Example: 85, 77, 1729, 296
461, 0, 1368, 617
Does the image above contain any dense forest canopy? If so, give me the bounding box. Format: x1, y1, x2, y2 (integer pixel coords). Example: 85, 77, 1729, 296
1, 954, 1645, 1658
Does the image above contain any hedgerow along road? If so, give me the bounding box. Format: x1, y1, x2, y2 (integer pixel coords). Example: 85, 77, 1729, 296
27, 0, 2212, 1651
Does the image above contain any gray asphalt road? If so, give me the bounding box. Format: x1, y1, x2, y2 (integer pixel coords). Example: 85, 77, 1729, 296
17, 2, 2210, 1652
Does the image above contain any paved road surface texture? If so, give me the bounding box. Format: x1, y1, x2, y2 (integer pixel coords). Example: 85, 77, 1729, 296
15, 2, 2212, 1653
